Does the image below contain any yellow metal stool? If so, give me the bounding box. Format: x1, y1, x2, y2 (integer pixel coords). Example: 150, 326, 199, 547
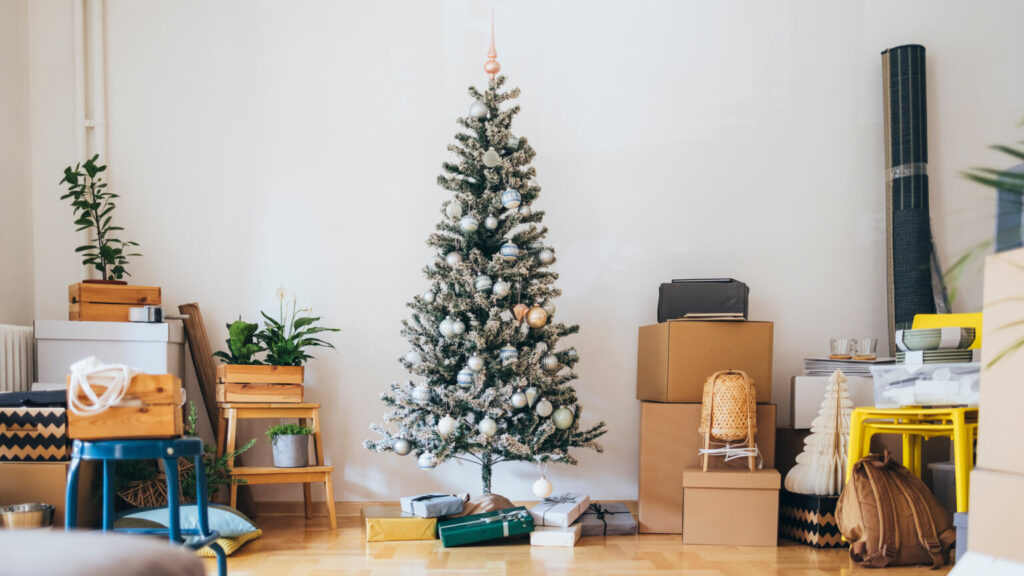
846, 407, 978, 513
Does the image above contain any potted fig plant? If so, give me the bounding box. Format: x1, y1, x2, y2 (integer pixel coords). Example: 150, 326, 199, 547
60, 155, 159, 321
213, 289, 339, 403
266, 423, 313, 468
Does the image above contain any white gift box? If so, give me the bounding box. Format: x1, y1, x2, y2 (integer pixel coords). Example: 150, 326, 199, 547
529, 524, 582, 547
529, 493, 590, 528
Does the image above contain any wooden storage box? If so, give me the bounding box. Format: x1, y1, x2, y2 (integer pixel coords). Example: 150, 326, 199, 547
216, 365, 304, 403
67, 374, 183, 440
68, 283, 162, 322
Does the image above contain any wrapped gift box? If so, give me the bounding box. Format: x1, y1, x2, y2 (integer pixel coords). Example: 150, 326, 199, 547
399, 493, 464, 518
530, 524, 581, 547
682, 468, 780, 546
579, 502, 637, 536
530, 493, 590, 528
438, 506, 533, 547
361, 506, 437, 542
778, 490, 845, 548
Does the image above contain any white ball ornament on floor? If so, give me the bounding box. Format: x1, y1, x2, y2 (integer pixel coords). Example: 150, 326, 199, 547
459, 215, 479, 233
500, 243, 519, 261
474, 275, 493, 293
393, 438, 411, 456
469, 99, 488, 119
492, 279, 510, 298
540, 354, 559, 372
532, 475, 553, 498
457, 368, 475, 387
482, 147, 500, 167
412, 383, 431, 405
552, 406, 574, 430
538, 248, 554, 265
418, 452, 438, 470
439, 317, 454, 338
535, 399, 553, 418
422, 290, 435, 304
446, 201, 462, 220
478, 417, 498, 437
501, 189, 522, 210
499, 344, 518, 363
484, 215, 499, 230
451, 318, 466, 335
445, 251, 463, 267
518, 204, 532, 217
525, 386, 539, 407
438, 415, 457, 437
467, 354, 484, 372
511, 391, 528, 409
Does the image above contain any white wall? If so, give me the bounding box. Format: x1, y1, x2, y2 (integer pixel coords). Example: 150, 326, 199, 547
21, 0, 1024, 501
0, 0, 33, 325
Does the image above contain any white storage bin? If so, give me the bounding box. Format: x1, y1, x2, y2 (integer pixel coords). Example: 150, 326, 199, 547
869, 363, 980, 408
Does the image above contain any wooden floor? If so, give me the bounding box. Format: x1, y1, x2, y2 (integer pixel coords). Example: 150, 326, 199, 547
208, 512, 953, 575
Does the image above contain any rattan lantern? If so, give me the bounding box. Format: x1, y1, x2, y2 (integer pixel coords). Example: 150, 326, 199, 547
698, 369, 758, 471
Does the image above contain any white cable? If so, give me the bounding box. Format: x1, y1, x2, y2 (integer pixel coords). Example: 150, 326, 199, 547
67, 357, 141, 416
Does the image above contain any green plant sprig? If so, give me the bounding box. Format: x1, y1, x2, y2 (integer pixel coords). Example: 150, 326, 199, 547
212, 319, 264, 365
266, 423, 313, 445
257, 295, 340, 366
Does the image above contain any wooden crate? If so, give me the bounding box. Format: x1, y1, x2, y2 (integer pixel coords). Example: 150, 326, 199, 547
68, 283, 162, 322
216, 382, 304, 403
67, 374, 183, 440
217, 364, 304, 385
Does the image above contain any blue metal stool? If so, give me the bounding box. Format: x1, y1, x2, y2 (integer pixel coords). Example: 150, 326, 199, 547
65, 437, 227, 576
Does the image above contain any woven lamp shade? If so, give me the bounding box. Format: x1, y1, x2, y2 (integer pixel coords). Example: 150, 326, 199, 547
698, 370, 757, 441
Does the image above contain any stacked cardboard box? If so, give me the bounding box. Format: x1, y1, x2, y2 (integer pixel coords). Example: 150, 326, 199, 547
637, 320, 779, 545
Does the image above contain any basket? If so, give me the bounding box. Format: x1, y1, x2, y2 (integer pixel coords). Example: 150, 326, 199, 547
698, 369, 758, 471
117, 459, 194, 508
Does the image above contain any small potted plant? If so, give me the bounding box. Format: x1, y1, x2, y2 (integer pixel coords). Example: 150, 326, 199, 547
266, 423, 313, 468
60, 155, 160, 321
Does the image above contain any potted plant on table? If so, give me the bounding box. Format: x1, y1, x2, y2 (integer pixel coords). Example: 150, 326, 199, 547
266, 423, 313, 468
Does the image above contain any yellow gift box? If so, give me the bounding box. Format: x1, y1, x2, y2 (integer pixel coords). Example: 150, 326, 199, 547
362, 506, 437, 542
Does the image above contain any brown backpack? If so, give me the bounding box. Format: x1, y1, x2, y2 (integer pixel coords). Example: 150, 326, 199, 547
836, 453, 955, 569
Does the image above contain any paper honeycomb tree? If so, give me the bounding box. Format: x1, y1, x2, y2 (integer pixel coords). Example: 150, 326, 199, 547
784, 369, 853, 496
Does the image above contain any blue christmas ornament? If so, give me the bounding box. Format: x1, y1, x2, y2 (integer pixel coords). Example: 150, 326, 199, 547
457, 367, 475, 387
500, 243, 519, 261
501, 189, 522, 210
499, 344, 518, 363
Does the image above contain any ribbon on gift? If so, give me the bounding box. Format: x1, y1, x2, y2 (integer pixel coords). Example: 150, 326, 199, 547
584, 503, 626, 536
444, 509, 529, 538
536, 493, 582, 526
411, 493, 452, 502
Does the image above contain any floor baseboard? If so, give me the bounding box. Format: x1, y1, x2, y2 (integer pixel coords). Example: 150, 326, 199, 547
253, 499, 639, 517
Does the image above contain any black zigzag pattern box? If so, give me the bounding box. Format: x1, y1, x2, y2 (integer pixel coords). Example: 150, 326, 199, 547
0, 391, 69, 461
778, 490, 846, 548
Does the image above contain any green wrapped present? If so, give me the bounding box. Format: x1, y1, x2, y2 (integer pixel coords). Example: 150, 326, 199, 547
437, 506, 533, 547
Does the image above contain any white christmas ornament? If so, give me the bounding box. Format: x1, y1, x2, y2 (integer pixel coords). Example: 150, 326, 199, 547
482, 147, 500, 167
492, 279, 510, 298
552, 406, 574, 430
451, 319, 466, 335
438, 415, 457, 437
446, 201, 463, 220
500, 243, 519, 261
475, 275, 493, 292
405, 350, 422, 365
535, 399, 553, 418
418, 452, 438, 469
393, 438, 412, 456
532, 475, 554, 498
478, 417, 498, 437
538, 248, 554, 265
540, 354, 559, 372
469, 99, 488, 119
784, 369, 853, 496
542, 300, 556, 316
501, 189, 522, 209
445, 251, 463, 267
518, 204, 532, 217
511, 391, 528, 408
459, 215, 479, 233
525, 386, 539, 407
412, 382, 431, 405
422, 290, 435, 304
467, 355, 484, 372
439, 317, 454, 338
457, 368, 475, 387
499, 344, 518, 363
484, 215, 499, 230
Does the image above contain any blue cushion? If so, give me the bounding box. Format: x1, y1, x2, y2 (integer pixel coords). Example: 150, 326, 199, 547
117, 504, 257, 538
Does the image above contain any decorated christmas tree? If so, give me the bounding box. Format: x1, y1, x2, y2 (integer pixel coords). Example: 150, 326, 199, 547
784, 369, 853, 496
364, 25, 606, 494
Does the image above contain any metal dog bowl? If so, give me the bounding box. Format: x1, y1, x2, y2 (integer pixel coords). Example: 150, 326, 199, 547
0, 503, 55, 529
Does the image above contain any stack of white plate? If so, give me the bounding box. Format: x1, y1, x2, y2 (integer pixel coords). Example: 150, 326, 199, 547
896, 350, 974, 364
896, 328, 975, 364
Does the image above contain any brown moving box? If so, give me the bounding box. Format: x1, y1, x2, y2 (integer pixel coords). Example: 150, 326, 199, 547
639, 402, 775, 534
637, 321, 773, 403
67, 374, 183, 440
682, 468, 780, 546
966, 468, 1024, 564
979, 249, 1024, 476
0, 461, 99, 527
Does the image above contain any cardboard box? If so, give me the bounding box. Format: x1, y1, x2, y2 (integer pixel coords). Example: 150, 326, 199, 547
967, 468, 1024, 564
790, 375, 875, 429
361, 506, 437, 542
682, 468, 780, 546
979, 249, 1024, 475
637, 321, 773, 403
0, 461, 99, 527
67, 374, 183, 440
778, 490, 845, 548
638, 402, 775, 534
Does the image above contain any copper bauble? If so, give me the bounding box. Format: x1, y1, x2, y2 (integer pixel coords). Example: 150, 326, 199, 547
526, 305, 548, 329
513, 303, 529, 322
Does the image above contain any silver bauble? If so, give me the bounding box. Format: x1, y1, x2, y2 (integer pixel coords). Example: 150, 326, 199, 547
445, 201, 463, 220
538, 248, 555, 265
422, 290, 435, 304
492, 279, 511, 298
525, 386, 539, 407
457, 368, 475, 387
500, 243, 519, 261
535, 399, 553, 418
511, 391, 528, 408
405, 350, 422, 365
469, 99, 488, 119
445, 251, 463, 267
417, 451, 438, 469
507, 134, 520, 149
393, 438, 412, 456
451, 319, 466, 335
459, 215, 479, 233
467, 354, 484, 372
478, 417, 498, 437
540, 354, 559, 372
484, 215, 499, 230
566, 348, 577, 359
437, 415, 457, 437
499, 344, 518, 363
501, 189, 522, 210
552, 406, 574, 430
518, 204, 532, 217
482, 147, 500, 167
412, 382, 431, 405
474, 274, 493, 292
542, 300, 556, 316
439, 317, 455, 338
